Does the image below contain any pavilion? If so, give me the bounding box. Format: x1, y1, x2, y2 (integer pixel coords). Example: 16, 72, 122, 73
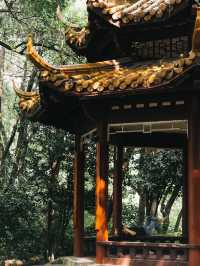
15, 0, 200, 265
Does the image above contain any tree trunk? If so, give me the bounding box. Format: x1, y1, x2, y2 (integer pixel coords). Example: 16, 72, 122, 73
47, 159, 61, 261
137, 192, 146, 226
0, 46, 5, 160
174, 209, 182, 232
60, 170, 73, 252
0, 118, 19, 182
150, 195, 159, 217
160, 185, 180, 233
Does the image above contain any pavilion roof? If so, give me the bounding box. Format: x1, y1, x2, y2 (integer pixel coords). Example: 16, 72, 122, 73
14, 7, 200, 131
63, 0, 194, 60
86, 0, 190, 28
15, 37, 197, 118
31, 39, 197, 95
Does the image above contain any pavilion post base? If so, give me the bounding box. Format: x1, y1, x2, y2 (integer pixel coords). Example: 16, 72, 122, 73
96, 245, 107, 264
189, 250, 200, 266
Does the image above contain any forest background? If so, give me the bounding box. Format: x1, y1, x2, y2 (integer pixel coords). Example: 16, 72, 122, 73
0, 0, 183, 264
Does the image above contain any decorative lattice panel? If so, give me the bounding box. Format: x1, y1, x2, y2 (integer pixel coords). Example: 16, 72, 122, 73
131, 36, 190, 59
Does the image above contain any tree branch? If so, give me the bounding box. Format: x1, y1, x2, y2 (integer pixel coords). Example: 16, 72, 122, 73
3, 0, 28, 25
0, 9, 10, 12
0, 39, 70, 56
0, 40, 13, 51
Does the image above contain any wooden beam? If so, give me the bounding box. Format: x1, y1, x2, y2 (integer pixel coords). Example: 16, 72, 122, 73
110, 132, 187, 148
109, 106, 187, 125
73, 135, 85, 257
112, 146, 123, 236
96, 120, 109, 263
188, 96, 200, 266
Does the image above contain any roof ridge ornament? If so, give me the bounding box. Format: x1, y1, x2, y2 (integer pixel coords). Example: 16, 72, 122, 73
13, 81, 41, 115
56, 5, 91, 50
27, 36, 58, 72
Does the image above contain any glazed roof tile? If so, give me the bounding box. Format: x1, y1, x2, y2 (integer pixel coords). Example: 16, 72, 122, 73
15, 7, 200, 119
87, 0, 189, 27
15, 37, 197, 116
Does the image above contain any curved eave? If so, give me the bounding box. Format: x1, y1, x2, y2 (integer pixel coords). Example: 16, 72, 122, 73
15, 61, 199, 133
26, 37, 131, 74
87, 0, 191, 28
39, 61, 198, 103
37, 50, 197, 99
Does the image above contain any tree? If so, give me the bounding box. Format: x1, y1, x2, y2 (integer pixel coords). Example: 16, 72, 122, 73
0, 0, 87, 262
124, 147, 183, 232
0, 46, 5, 160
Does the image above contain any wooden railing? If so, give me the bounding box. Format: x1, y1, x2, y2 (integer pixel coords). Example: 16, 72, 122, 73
84, 235, 186, 256
96, 241, 200, 266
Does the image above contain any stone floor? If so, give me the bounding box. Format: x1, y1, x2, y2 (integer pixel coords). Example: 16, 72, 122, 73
40, 257, 116, 266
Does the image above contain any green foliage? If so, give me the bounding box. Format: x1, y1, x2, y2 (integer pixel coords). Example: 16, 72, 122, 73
122, 203, 138, 228
0, 0, 87, 262
122, 148, 183, 232
194, 0, 200, 5
0, 185, 44, 260
0, 122, 75, 261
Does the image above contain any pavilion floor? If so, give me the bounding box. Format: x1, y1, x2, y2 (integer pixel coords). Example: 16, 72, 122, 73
38, 255, 188, 266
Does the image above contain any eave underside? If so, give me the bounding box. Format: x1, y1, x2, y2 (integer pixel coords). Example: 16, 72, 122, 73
23, 81, 198, 134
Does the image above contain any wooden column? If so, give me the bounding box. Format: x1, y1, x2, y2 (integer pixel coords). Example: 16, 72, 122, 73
96, 121, 108, 264
182, 145, 188, 239
73, 135, 85, 257
188, 96, 200, 266
112, 145, 123, 236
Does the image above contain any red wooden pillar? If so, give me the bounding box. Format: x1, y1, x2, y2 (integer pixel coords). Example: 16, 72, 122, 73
96, 121, 108, 264
73, 135, 85, 257
112, 145, 123, 236
182, 144, 188, 239
188, 96, 200, 266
